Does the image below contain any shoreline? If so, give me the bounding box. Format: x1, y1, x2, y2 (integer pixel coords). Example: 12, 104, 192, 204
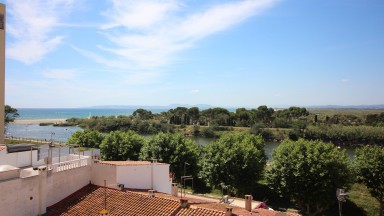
12, 119, 67, 125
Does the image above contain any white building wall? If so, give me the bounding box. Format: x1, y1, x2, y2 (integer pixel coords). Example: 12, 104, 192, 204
0, 150, 38, 167
116, 165, 152, 190
91, 162, 117, 188
153, 164, 172, 194
0, 176, 41, 216
46, 165, 92, 207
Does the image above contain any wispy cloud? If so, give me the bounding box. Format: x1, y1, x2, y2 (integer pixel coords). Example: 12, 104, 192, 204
7, 0, 75, 64
76, 0, 279, 82
191, 89, 200, 94
42, 68, 78, 80
341, 79, 350, 83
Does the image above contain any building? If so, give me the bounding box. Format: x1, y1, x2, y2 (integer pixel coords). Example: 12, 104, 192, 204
0, 144, 300, 215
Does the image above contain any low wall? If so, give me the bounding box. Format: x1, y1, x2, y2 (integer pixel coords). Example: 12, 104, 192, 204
91, 162, 117, 188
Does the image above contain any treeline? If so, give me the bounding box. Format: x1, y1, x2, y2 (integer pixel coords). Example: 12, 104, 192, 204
58, 106, 384, 145
69, 130, 384, 216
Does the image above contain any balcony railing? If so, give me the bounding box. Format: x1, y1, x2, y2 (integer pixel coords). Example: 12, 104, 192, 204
51, 157, 90, 172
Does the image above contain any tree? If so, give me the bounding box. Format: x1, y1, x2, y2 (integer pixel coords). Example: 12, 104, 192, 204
354, 146, 384, 216
68, 129, 104, 148
267, 139, 352, 216
132, 108, 153, 120
5, 105, 19, 125
139, 132, 200, 181
100, 131, 145, 161
199, 133, 267, 196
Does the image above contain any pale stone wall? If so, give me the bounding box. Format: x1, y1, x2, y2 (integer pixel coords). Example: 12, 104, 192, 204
153, 164, 172, 194
91, 162, 117, 188
116, 165, 152, 190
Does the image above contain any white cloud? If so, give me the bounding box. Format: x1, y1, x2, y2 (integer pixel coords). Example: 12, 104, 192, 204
76, 0, 279, 82
42, 68, 78, 80
6, 0, 75, 64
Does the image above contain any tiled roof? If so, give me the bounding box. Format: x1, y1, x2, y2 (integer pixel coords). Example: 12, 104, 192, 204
176, 207, 227, 216
98, 161, 165, 166
46, 184, 180, 216
253, 208, 300, 216
0, 145, 6, 151
46, 184, 300, 216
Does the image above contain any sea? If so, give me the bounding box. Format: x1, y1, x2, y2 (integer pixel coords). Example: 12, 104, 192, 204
6, 108, 168, 142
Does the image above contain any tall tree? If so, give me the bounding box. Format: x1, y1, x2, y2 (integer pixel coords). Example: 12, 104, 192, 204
68, 129, 104, 148
5, 105, 19, 125
354, 146, 384, 216
100, 131, 145, 161
139, 132, 199, 181
199, 133, 267, 196
267, 139, 352, 216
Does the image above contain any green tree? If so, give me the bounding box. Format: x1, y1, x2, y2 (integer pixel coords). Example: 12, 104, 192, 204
139, 132, 199, 181
132, 108, 153, 120
267, 139, 352, 216
100, 131, 145, 161
5, 105, 19, 125
199, 133, 267, 196
68, 129, 104, 148
354, 146, 384, 216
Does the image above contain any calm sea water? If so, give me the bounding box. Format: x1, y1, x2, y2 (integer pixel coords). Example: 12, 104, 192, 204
16, 108, 168, 120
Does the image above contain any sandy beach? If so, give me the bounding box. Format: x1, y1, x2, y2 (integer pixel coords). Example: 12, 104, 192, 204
12, 119, 67, 125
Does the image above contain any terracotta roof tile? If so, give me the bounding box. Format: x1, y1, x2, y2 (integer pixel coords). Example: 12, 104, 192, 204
0, 145, 6, 151
176, 207, 227, 216
98, 161, 165, 166
46, 184, 180, 216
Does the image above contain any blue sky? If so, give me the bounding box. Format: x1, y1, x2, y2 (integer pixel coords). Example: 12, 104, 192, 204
2, 0, 383, 108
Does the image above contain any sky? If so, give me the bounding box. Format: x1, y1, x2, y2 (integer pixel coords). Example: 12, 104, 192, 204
1, 0, 384, 108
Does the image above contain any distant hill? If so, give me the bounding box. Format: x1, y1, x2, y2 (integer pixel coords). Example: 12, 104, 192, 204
89, 104, 215, 110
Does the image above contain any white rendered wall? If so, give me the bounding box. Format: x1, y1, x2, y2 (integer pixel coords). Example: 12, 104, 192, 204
0, 175, 41, 216
153, 164, 172, 194
116, 165, 152, 190
46, 165, 92, 207
91, 162, 117, 188
0, 150, 39, 167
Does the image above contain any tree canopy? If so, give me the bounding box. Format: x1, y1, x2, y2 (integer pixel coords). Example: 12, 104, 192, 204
354, 145, 384, 216
68, 129, 104, 148
267, 139, 352, 216
100, 130, 145, 161
5, 105, 19, 125
199, 133, 267, 196
139, 132, 200, 181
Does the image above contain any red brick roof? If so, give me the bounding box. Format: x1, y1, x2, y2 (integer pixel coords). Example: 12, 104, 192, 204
98, 161, 165, 166
46, 184, 180, 216
0, 145, 6, 151
176, 207, 227, 216
46, 184, 299, 216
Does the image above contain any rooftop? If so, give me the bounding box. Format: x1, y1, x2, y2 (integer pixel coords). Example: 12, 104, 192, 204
46, 184, 299, 216
98, 161, 165, 166
0, 145, 5, 151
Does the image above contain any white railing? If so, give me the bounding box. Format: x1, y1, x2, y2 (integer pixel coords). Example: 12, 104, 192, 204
51, 157, 90, 172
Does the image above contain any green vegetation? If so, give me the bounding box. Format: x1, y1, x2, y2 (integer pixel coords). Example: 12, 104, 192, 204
267, 139, 353, 216
68, 129, 104, 148
199, 134, 267, 196
5, 105, 19, 125
354, 146, 384, 216
100, 131, 145, 161
139, 132, 200, 181
58, 106, 384, 146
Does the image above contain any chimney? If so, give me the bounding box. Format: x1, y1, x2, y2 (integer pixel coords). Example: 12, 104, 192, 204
180, 198, 189, 208
245, 194, 253, 211
172, 183, 178, 197
148, 189, 155, 197
226, 207, 232, 216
